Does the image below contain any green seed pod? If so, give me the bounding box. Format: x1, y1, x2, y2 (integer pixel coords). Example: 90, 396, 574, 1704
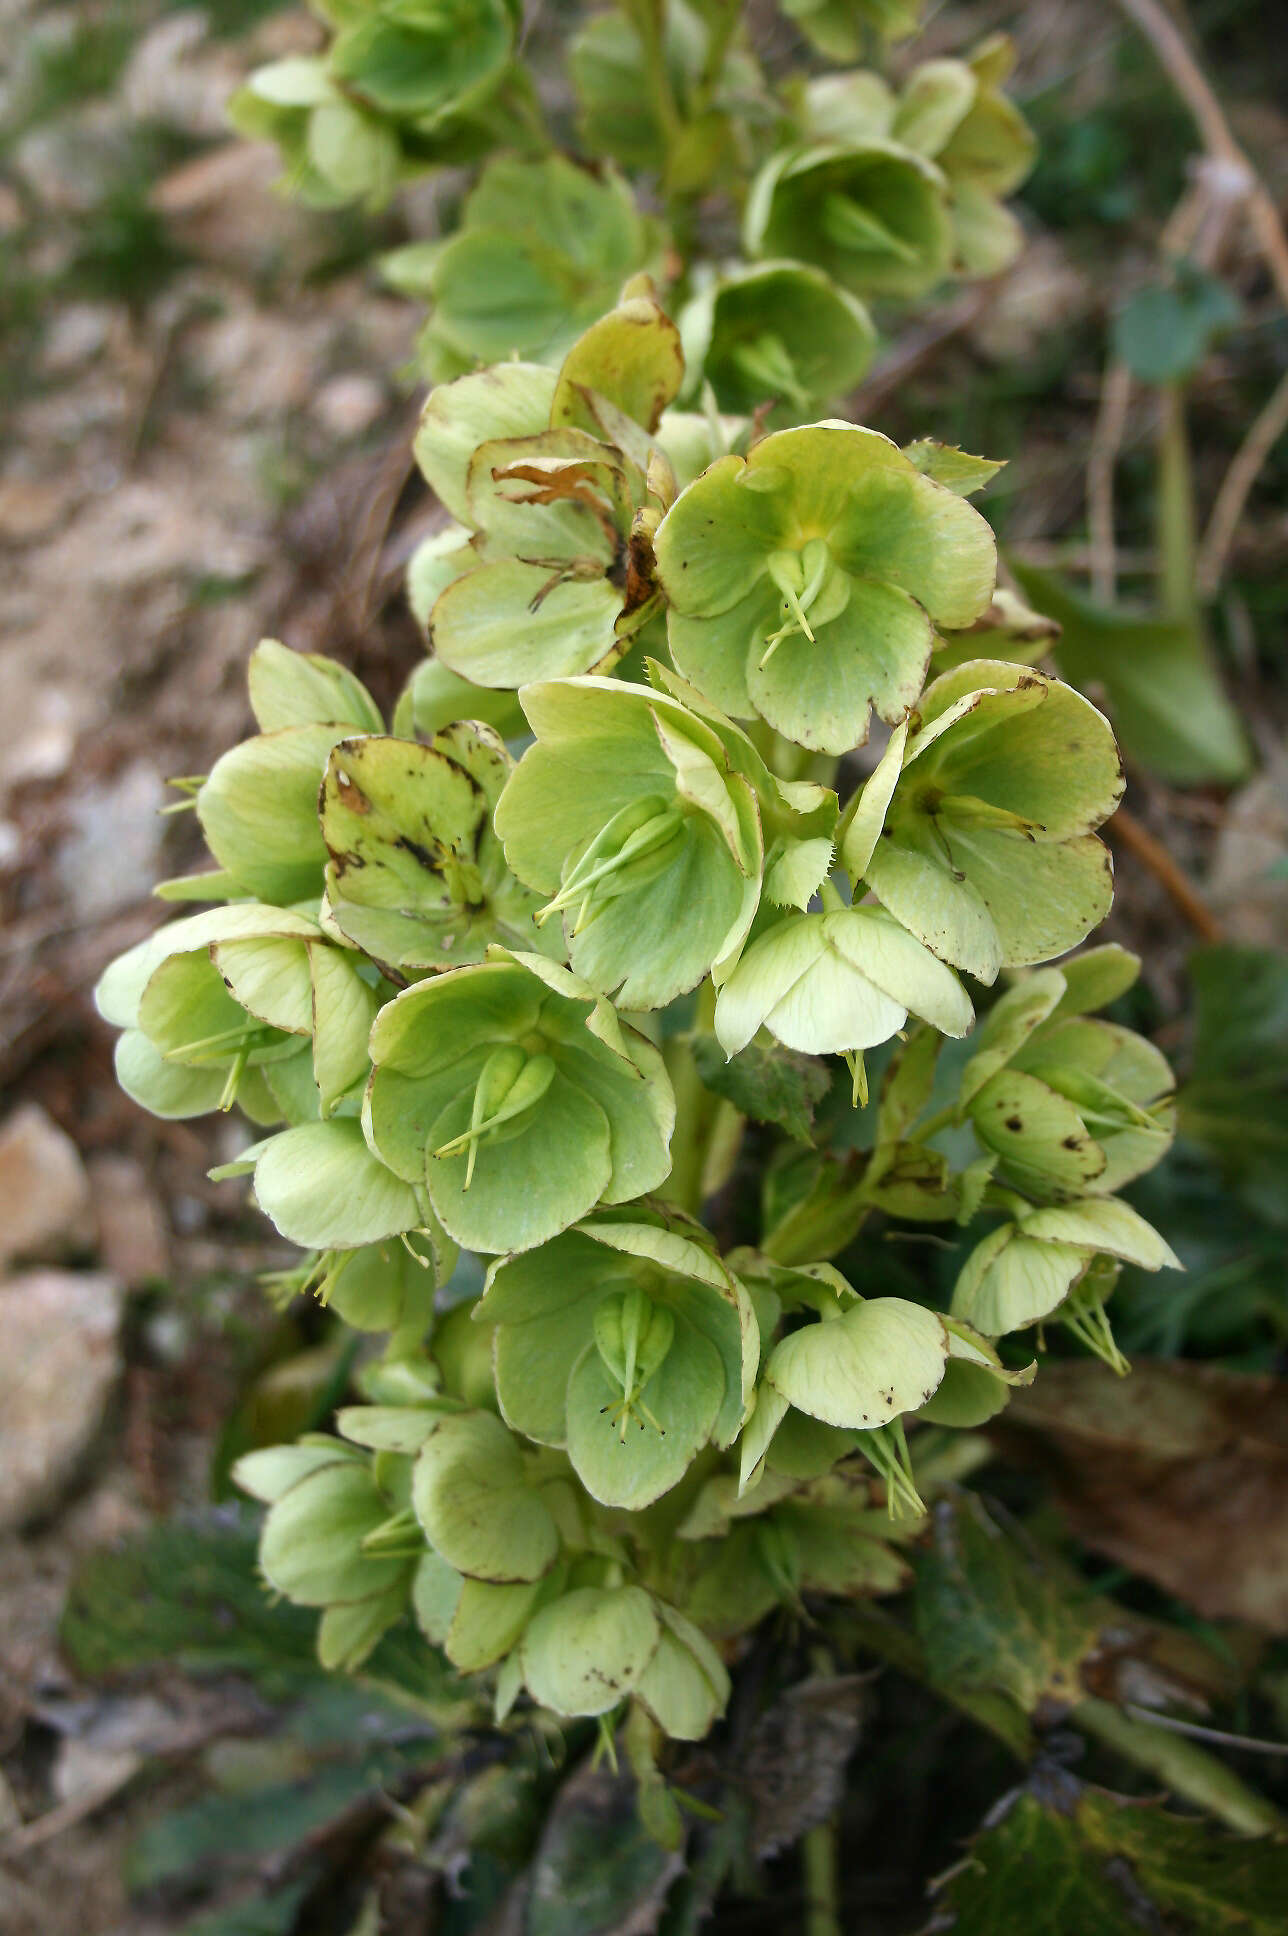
679, 261, 876, 421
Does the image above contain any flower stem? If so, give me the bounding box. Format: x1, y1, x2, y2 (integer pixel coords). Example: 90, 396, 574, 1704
802, 1819, 841, 1936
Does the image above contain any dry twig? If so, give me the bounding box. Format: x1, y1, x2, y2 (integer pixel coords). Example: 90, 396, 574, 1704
1086, 360, 1134, 603
1108, 804, 1226, 942
1196, 363, 1288, 599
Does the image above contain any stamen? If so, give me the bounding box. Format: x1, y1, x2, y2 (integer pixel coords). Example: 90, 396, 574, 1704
861, 1419, 925, 1520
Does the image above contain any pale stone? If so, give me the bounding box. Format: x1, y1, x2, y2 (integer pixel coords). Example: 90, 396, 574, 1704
0, 1104, 92, 1268
0, 1270, 122, 1532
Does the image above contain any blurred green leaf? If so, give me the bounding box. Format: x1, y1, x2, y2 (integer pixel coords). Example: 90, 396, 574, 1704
180, 1880, 311, 1936
932, 1777, 1288, 1932
1181, 946, 1288, 1229
523, 1759, 680, 1936
1009, 561, 1251, 786
913, 1494, 1100, 1714
1113, 267, 1240, 386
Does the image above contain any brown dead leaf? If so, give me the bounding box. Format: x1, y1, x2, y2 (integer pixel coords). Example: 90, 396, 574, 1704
1000, 1362, 1288, 1632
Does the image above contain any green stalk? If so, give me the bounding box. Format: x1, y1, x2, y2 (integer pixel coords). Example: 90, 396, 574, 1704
802, 1819, 841, 1936
1156, 382, 1199, 625
1075, 1698, 1284, 1837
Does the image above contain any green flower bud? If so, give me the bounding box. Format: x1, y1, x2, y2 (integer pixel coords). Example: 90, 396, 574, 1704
477, 1209, 757, 1509
496, 677, 773, 1008
679, 261, 876, 421
780, 0, 921, 64
366, 947, 675, 1253
842, 660, 1125, 982
744, 141, 952, 302
654, 423, 997, 754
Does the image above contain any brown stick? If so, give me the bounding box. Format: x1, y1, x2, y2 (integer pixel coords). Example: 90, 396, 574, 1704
1086, 360, 1134, 603
1196, 362, 1288, 599
1108, 804, 1226, 942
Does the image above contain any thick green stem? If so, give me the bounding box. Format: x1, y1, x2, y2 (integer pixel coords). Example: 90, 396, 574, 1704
661, 983, 720, 1215
1156, 383, 1199, 624
802, 1819, 841, 1936
1075, 1698, 1284, 1836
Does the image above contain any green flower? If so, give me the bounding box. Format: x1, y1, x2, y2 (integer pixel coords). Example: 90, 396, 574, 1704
95, 904, 377, 1124
517, 1583, 729, 1737
842, 659, 1124, 982
190, 640, 383, 906
328, 0, 519, 127
892, 36, 1037, 276
653, 423, 997, 754
236, 1436, 420, 1670
495, 676, 777, 1009
226, 56, 400, 210
384, 155, 658, 382
951, 1196, 1180, 1364
413, 298, 685, 690
679, 261, 876, 421
779, 0, 921, 63
320, 723, 553, 975
744, 142, 952, 302
714, 902, 973, 1076
957, 951, 1175, 1199
476, 1208, 757, 1509
570, 2, 763, 191
365, 947, 675, 1252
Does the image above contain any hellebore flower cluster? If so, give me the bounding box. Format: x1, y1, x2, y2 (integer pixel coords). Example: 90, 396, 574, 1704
94, 288, 1179, 1753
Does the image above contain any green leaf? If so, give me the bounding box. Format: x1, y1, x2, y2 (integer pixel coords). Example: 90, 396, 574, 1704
932, 1781, 1288, 1934
247, 1120, 423, 1251
692, 1032, 831, 1142
913, 1493, 1100, 1712
1113, 268, 1240, 386
523, 1759, 682, 1936
247, 640, 382, 734
901, 438, 1004, 496
1009, 560, 1251, 787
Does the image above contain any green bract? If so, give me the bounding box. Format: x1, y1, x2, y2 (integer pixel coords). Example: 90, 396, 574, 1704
413, 298, 684, 690
494, 676, 771, 1008
679, 261, 876, 421
744, 142, 952, 302
384, 155, 657, 381
478, 1208, 756, 1509
328, 0, 518, 127
654, 423, 997, 754
842, 660, 1124, 981
365, 947, 675, 1252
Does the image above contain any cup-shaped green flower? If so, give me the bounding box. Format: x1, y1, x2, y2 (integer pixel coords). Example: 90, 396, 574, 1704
516, 1581, 730, 1737
714, 900, 973, 1080
780, 0, 920, 63
226, 56, 401, 211
320, 723, 552, 975
328, 0, 519, 129
495, 676, 772, 1009
744, 142, 952, 302
476, 1209, 757, 1510
236, 1436, 419, 1671
414, 298, 685, 690
892, 36, 1037, 276
384, 155, 658, 382
653, 423, 997, 755
956, 953, 1175, 1199
679, 262, 876, 422
951, 1196, 1180, 1352
95, 904, 375, 1123
365, 947, 675, 1253
841, 660, 1124, 982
